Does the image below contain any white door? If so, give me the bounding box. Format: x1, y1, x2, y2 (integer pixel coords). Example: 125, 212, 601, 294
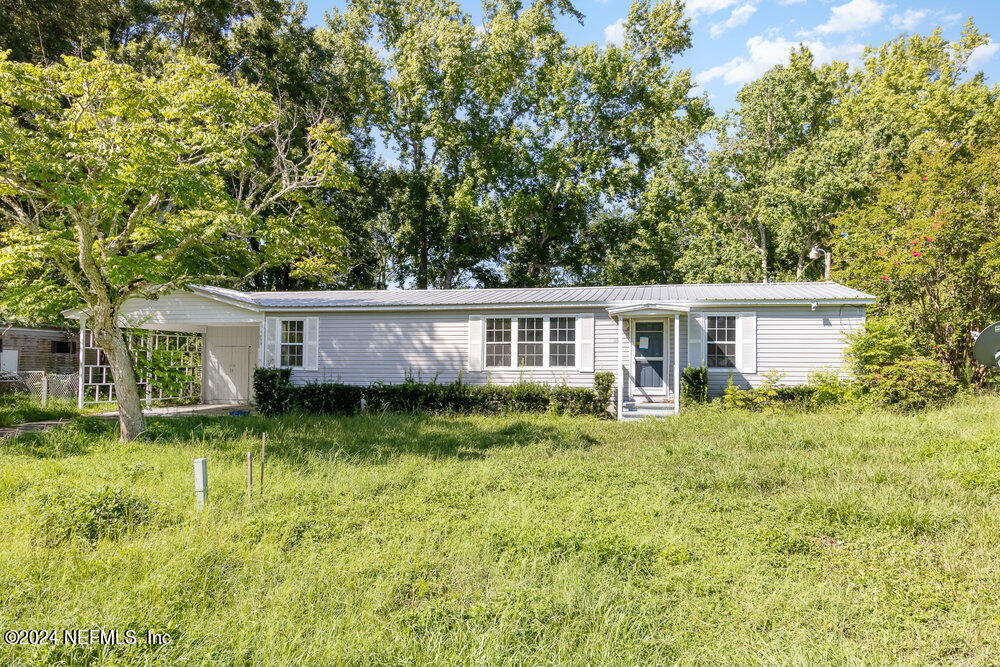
207, 346, 251, 403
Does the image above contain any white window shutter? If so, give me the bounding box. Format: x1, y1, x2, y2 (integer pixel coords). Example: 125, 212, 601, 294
264, 318, 279, 367
304, 317, 319, 371
468, 315, 483, 371
687, 312, 706, 368
578, 313, 595, 372
740, 312, 757, 374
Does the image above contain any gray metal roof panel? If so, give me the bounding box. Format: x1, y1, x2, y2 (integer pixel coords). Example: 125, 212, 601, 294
193, 282, 875, 310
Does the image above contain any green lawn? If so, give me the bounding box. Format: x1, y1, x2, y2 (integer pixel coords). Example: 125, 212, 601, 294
2, 397, 999, 663
0, 393, 79, 428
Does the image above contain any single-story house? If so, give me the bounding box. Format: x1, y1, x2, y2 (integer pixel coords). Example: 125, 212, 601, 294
64, 281, 875, 419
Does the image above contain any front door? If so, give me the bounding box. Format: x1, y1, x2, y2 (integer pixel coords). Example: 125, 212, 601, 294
634, 322, 666, 393
208, 345, 252, 403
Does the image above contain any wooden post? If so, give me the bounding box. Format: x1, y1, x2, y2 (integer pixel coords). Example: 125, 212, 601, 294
194, 458, 207, 511
40, 372, 48, 407
246, 451, 253, 504
259, 433, 265, 497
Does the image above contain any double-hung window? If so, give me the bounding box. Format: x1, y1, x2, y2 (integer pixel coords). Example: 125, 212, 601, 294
485, 317, 512, 368
483, 315, 578, 369
549, 317, 576, 367
280, 320, 305, 368
517, 317, 544, 367
706, 315, 737, 368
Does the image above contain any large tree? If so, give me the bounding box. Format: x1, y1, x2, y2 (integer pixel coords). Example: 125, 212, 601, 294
0, 52, 351, 438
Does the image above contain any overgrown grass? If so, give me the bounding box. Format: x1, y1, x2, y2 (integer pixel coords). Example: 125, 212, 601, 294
2, 397, 1000, 663
0, 393, 79, 427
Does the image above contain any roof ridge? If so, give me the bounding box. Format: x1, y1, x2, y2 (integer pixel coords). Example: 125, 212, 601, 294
235, 280, 851, 296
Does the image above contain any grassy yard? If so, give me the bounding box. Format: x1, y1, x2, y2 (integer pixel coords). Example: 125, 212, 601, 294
2, 397, 999, 663
0, 394, 80, 428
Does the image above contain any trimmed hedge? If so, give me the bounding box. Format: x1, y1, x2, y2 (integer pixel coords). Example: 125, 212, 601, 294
253, 368, 609, 418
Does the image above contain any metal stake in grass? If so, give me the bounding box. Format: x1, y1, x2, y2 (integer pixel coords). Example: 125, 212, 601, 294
260, 433, 266, 498
246, 451, 253, 504
194, 458, 207, 511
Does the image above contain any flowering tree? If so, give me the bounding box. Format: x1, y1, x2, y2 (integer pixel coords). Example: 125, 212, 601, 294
835, 144, 1000, 383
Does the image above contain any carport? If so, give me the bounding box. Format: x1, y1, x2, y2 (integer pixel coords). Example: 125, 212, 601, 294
63, 288, 263, 409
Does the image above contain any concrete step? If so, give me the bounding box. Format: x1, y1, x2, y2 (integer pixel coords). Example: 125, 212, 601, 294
624, 400, 677, 411
620, 400, 677, 421
621, 410, 676, 421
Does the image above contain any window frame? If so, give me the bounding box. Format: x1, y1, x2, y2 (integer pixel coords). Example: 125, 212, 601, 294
279, 319, 306, 369
482, 315, 579, 370
705, 313, 740, 370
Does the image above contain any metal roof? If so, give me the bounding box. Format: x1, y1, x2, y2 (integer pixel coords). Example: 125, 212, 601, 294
193, 282, 875, 311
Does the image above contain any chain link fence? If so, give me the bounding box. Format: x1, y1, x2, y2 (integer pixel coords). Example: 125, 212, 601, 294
0, 370, 79, 404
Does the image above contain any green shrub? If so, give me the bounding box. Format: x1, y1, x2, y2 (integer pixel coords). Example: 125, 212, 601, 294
845, 320, 917, 380
722, 371, 816, 411
681, 366, 708, 404
32, 485, 158, 544
862, 356, 958, 412
549, 385, 601, 416
253, 368, 608, 418
296, 383, 364, 416
593, 372, 614, 410
253, 368, 295, 417
807, 371, 859, 407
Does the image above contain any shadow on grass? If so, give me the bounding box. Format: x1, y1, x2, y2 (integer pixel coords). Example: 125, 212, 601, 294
0, 417, 115, 458
137, 412, 602, 465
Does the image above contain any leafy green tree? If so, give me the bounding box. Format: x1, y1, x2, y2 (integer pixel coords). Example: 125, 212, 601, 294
678, 48, 855, 283
492, 0, 704, 286
0, 52, 351, 438
835, 143, 1000, 384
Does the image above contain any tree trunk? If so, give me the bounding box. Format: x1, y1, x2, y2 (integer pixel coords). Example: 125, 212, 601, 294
758, 221, 769, 282
90, 315, 146, 440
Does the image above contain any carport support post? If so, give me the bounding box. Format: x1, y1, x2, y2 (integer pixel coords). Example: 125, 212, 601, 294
77, 317, 87, 410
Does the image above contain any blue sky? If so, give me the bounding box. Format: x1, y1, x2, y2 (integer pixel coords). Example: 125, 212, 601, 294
302, 0, 1000, 114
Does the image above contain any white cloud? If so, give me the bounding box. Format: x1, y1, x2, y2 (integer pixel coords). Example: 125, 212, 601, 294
685, 0, 740, 18
604, 18, 626, 46
710, 4, 757, 38
891, 9, 929, 31
696, 35, 864, 86
968, 41, 1000, 69
810, 0, 887, 36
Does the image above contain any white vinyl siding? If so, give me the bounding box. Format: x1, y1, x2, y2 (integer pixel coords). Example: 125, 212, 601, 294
704, 305, 864, 395
285, 309, 609, 388
271, 304, 863, 399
